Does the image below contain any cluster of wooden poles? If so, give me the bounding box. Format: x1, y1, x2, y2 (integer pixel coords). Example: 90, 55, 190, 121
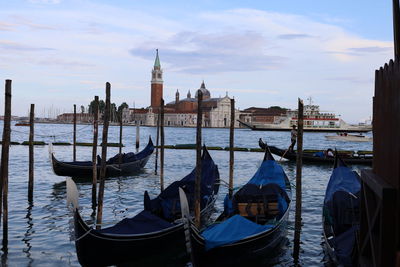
0, 79, 305, 263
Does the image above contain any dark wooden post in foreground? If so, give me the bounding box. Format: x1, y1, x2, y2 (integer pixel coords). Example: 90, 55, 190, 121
73, 104, 76, 161
91, 96, 99, 209
195, 91, 203, 228
136, 124, 140, 152
28, 104, 35, 202
154, 112, 160, 175
393, 0, 400, 58
118, 114, 123, 165
229, 98, 235, 198
96, 83, 111, 229
160, 99, 165, 192
1, 80, 12, 249
293, 98, 304, 263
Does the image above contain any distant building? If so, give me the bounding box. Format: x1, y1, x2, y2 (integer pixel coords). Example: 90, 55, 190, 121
129, 50, 240, 127
56, 113, 93, 123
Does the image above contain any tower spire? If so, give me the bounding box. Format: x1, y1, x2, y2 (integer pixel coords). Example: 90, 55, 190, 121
154, 49, 161, 69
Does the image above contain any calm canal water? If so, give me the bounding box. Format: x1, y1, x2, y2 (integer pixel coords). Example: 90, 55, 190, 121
0, 122, 372, 266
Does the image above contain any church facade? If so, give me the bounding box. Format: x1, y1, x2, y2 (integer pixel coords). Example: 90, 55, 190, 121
129, 50, 241, 128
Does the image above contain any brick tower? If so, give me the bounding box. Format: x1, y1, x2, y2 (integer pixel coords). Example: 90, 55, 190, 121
151, 49, 163, 110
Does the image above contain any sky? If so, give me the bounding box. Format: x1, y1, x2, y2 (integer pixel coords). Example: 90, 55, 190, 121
0, 0, 395, 123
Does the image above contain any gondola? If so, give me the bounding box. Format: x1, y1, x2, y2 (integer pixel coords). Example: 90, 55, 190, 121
67, 146, 220, 266
51, 137, 154, 178
322, 153, 360, 266
181, 143, 292, 266
259, 138, 372, 165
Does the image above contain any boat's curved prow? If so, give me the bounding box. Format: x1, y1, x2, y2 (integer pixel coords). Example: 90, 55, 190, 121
66, 177, 79, 211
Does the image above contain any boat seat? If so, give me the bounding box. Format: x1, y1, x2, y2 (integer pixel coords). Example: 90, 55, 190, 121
237, 200, 279, 223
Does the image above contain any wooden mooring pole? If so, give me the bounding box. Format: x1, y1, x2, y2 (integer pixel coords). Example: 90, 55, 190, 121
160, 100, 165, 192
229, 98, 235, 198
91, 96, 99, 210
195, 91, 203, 228
393, 0, 400, 58
1, 80, 12, 250
96, 83, 111, 229
119, 114, 123, 165
154, 112, 160, 175
293, 98, 304, 263
136, 124, 140, 152
28, 104, 35, 202
73, 104, 76, 161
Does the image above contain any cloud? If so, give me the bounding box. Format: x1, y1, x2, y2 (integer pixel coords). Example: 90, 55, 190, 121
0, 22, 16, 31
130, 31, 285, 74
347, 46, 392, 53
277, 34, 314, 40
28, 0, 61, 4
325, 76, 373, 84
0, 40, 55, 51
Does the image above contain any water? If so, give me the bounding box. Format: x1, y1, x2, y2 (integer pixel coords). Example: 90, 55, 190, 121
1, 123, 372, 266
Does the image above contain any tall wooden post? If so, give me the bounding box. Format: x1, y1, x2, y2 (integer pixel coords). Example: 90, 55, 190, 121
393, 0, 400, 58
73, 104, 76, 161
136, 124, 140, 152
160, 99, 165, 192
293, 98, 304, 262
91, 96, 99, 210
1, 80, 12, 249
154, 112, 160, 175
96, 83, 111, 229
229, 98, 235, 198
195, 91, 203, 228
118, 114, 123, 164
28, 104, 35, 202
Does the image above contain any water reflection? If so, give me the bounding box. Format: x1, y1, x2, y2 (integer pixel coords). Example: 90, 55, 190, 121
22, 201, 34, 266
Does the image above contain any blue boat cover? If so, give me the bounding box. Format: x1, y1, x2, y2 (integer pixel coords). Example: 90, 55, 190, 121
202, 158, 290, 251
324, 165, 360, 266
145, 148, 219, 221
247, 160, 287, 191
324, 167, 360, 204
98, 210, 173, 235
333, 225, 359, 266
201, 215, 274, 250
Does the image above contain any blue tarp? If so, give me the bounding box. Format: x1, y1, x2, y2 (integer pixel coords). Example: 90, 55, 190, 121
324, 166, 360, 204
202, 158, 290, 250
145, 148, 219, 221
248, 160, 286, 191
202, 215, 274, 250
98, 210, 173, 235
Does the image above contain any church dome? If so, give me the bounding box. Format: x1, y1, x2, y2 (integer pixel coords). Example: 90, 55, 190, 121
195, 81, 210, 99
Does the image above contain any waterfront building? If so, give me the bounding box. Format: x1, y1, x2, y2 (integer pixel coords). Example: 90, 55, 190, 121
128, 50, 240, 128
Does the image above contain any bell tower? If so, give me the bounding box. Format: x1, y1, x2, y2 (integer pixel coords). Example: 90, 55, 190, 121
151, 49, 163, 110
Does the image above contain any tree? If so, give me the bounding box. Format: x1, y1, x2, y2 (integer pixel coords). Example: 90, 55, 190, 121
80, 105, 85, 113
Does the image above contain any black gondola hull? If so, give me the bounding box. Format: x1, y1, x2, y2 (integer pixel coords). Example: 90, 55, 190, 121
74, 211, 186, 267
265, 145, 372, 165
51, 138, 154, 178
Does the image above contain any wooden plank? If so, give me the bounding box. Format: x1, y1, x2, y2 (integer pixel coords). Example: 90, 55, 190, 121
195, 91, 203, 228
91, 96, 99, 209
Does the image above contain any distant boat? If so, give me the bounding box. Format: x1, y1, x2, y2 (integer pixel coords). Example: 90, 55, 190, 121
15, 120, 30, 126
325, 133, 372, 142
238, 100, 372, 133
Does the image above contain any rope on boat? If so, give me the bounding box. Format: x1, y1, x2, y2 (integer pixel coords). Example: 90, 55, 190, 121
75, 228, 93, 242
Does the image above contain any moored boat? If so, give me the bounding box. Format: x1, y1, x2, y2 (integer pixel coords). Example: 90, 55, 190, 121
67, 146, 220, 266
325, 133, 372, 142
239, 100, 372, 133
259, 139, 372, 165
50, 137, 154, 178
322, 153, 360, 266
181, 144, 292, 266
